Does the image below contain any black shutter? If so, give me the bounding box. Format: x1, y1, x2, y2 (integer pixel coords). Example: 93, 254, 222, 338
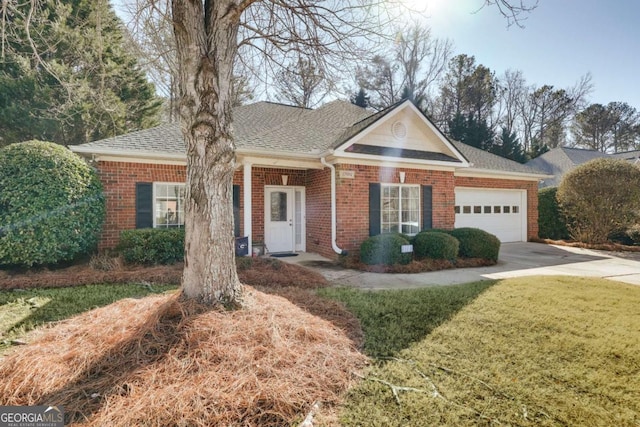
369, 183, 381, 236
233, 184, 240, 237
422, 185, 433, 230
135, 182, 153, 229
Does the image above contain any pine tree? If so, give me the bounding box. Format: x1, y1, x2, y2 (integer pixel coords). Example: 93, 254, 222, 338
0, 0, 162, 146
490, 127, 527, 163
351, 88, 369, 108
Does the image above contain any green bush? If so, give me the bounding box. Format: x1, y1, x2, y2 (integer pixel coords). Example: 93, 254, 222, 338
0, 141, 105, 267
360, 233, 412, 266
448, 227, 501, 261
119, 228, 185, 265
538, 187, 569, 240
626, 224, 640, 245
413, 231, 459, 260
557, 158, 640, 244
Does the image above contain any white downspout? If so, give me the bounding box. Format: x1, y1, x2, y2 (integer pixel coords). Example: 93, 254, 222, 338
243, 161, 252, 256
321, 157, 346, 255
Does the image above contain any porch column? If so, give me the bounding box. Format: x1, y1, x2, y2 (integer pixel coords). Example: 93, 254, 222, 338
243, 162, 252, 256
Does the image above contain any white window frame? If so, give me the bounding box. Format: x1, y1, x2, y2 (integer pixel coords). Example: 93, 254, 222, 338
381, 184, 421, 236
153, 182, 186, 228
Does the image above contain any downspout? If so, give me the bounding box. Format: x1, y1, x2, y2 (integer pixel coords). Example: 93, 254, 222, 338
321, 157, 347, 255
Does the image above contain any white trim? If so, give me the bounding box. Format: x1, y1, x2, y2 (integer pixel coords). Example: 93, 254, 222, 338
327, 156, 458, 172
380, 183, 421, 236
152, 182, 186, 228
330, 151, 465, 169
243, 162, 253, 256
264, 185, 306, 253
332, 100, 470, 167
454, 187, 528, 242
455, 168, 549, 181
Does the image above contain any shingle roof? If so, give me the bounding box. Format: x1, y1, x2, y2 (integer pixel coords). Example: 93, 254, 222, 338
451, 141, 543, 175
73, 100, 544, 177
526, 147, 632, 187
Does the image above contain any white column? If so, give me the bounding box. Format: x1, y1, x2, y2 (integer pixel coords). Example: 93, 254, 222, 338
243, 162, 252, 256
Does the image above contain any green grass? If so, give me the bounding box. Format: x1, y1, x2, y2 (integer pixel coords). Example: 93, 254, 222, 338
335, 276, 640, 426
0, 283, 178, 350
318, 281, 495, 358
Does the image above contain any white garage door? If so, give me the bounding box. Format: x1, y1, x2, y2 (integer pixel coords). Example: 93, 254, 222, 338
454, 188, 527, 242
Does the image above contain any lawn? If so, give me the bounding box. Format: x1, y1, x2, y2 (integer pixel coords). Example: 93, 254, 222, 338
327, 276, 640, 426
0, 283, 178, 351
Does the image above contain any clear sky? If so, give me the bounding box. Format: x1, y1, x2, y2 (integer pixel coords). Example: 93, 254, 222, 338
420, 0, 640, 109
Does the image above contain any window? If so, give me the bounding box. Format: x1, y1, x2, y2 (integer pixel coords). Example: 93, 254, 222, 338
381, 185, 420, 235
154, 183, 185, 228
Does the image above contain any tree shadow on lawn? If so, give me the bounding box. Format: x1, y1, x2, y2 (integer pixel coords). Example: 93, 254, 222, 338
317, 280, 498, 360
0, 295, 188, 424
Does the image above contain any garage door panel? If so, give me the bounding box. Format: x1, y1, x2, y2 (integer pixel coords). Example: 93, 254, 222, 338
454, 188, 526, 243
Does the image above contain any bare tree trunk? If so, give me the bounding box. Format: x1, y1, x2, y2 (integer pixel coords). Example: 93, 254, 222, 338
172, 0, 243, 306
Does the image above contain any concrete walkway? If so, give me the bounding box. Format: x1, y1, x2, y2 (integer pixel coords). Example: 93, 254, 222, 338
280, 242, 640, 290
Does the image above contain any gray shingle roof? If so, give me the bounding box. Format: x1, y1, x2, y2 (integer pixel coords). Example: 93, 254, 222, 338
526, 147, 634, 187
451, 141, 543, 175
73, 100, 545, 177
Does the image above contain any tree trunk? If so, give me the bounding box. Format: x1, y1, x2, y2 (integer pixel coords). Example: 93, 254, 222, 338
172, 0, 243, 306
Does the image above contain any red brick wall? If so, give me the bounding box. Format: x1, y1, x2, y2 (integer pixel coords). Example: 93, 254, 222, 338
96, 161, 308, 250
332, 164, 456, 257
454, 176, 539, 239
306, 168, 332, 257
96, 161, 186, 249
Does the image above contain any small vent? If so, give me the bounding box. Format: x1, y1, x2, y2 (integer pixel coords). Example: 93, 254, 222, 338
391, 121, 407, 140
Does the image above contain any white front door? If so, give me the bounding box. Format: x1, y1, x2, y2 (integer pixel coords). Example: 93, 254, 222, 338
265, 186, 305, 253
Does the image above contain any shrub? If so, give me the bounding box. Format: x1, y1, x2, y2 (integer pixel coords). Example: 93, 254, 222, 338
626, 224, 640, 245
557, 158, 640, 244
0, 141, 105, 267
448, 227, 501, 261
538, 187, 570, 240
413, 231, 459, 260
359, 233, 412, 266
119, 228, 185, 265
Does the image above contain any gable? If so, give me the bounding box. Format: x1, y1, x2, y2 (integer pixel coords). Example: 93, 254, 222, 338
333, 101, 468, 167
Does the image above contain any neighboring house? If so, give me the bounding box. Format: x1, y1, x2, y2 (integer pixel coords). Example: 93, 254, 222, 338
71, 99, 546, 259
527, 147, 640, 188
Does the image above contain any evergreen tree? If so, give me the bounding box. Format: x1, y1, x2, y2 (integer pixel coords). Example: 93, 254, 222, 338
351, 87, 369, 108
490, 127, 527, 163
0, 0, 162, 146
447, 112, 495, 151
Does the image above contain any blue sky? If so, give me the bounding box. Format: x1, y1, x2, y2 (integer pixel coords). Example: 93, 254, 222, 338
422, 0, 640, 108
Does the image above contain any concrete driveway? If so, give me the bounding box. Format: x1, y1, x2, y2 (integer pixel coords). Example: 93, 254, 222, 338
292, 242, 640, 290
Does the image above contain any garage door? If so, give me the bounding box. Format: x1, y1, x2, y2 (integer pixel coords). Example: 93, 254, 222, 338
454, 188, 526, 242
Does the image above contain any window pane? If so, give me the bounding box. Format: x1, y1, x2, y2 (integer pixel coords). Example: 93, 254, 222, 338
270, 192, 287, 221
513, 206, 519, 213
474, 206, 482, 214
155, 183, 185, 228
455, 206, 460, 214
504, 206, 511, 214
494, 206, 501, 213
484, 206, 491, 214
463, 206, 471, 214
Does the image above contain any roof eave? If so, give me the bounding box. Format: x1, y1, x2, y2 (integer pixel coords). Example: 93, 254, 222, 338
455, 167, 552, 181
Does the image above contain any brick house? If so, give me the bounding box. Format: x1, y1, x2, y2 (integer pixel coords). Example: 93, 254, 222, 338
71, 99, 547, 259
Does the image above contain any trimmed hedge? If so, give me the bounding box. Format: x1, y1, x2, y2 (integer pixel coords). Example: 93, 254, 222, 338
0, 141, 105, 267
360, 233, 412, 266
119, 228, 185, 265
538, 187, 569, 240
413, 231, 459, 260
448, 227, 501, 261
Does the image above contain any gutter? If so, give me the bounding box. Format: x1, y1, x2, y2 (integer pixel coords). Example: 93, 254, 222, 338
320, 157, 347, 256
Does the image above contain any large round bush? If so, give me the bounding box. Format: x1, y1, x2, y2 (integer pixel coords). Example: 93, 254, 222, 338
538, 187, 569, 240
413, 231, 459, 260
360, 233, 412, 266
448, 227, 500, 261
557, 158, 640, 244
0, 141, 105, 266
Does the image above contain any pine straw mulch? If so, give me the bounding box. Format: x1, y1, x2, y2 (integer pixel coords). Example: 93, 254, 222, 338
0, 257, 367, 426
0, 289, 367, 426
340, 256, 496, 274
531, 237, 640, 254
